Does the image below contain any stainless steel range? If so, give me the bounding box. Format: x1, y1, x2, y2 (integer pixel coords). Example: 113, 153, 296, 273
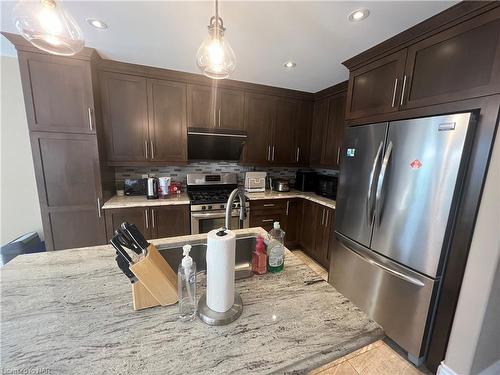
187, 173, 250, 234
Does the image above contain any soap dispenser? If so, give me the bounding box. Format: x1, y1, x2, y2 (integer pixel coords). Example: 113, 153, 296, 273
178, 244, 197, 321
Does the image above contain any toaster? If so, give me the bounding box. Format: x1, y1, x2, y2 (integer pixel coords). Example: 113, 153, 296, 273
244, 172, 266, 192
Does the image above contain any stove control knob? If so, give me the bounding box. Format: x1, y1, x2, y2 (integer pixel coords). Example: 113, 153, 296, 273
232, 203, 236, 208
207, 205, 212, 210
202, 206, 206, 210
220, 204, 224, 209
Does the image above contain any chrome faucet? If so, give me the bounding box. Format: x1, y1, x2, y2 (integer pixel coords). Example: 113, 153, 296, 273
225, 188, 247, 230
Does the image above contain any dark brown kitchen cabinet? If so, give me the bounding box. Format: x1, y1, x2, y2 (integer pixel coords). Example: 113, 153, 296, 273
100, 72, 188, 165
273, 98, 300, 164
345, 50, 407, 120
402, 10, 500, 110
105, 205, 190, 240
100, 72, 149, 163
187, 84, 244, 131
310, 98, 329, 166
295, 101, 312, 166
283, 199, 302, 248
147, 79, 187, 163
243, 93, 276, 164
299, 200, 334, 268
18, 52, 96, 134
30, 132, 107, 250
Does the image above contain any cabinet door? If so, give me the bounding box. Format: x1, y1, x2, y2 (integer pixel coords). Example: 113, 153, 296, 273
18, 52, 95, 134
283, 199, 302, 248
187, 84, 215, 128
217, 88, 245, 130
300, 200, 318, 254
30, 132, 106, 250
100, 72, 149, 163
402, 10, 500, 109
152, 205, 190, 238
295, 101, 313, 166
321, 93, 346, 168
345, 50, 407, 120
243, 93, 276, 164
105, 207, 152, 240
272, 98, 300, 164
309, 98, 329, 166
316, 207, 334, 269
147, 79, 187, 163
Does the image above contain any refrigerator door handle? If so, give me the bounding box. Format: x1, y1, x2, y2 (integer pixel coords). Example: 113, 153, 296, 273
336, 234, 425, 287
366, 141, 384, 225
375, 141, 393, 227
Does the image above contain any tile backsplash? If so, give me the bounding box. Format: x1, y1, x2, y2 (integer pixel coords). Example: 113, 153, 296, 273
114, 162, 338, 190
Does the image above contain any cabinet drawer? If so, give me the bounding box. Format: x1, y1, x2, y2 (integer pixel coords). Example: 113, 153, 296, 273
250, 213, 284, 232
250, 199, 288, 213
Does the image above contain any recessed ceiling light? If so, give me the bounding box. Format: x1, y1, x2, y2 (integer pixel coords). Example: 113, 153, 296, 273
283, 61, 296, 69
86, 18, 108, 29
348, 9, 370, 22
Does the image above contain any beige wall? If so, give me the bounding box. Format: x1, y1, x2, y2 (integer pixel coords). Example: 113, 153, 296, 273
441, 129, 500, 374
0, 55, 43, 245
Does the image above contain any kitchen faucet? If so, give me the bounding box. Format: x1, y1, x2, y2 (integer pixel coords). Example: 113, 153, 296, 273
225, 188, 247, 230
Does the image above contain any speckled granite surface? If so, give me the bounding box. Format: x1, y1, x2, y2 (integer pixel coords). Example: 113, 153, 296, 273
0, 228, 381, 374
246, 189, 336, 209
102, 193, 190, 209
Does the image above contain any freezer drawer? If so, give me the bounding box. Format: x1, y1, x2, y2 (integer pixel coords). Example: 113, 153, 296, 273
329, 233, 437, 358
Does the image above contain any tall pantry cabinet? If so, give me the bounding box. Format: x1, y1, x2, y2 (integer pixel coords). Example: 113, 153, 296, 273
9, 34, 114, 251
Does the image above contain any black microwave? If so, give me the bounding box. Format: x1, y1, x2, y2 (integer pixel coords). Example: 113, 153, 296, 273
295, 170, 317, 192
316, 174, 338, 200
124, 178, 147, 196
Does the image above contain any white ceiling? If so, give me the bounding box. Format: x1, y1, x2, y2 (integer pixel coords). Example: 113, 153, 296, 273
1, 1, 456, 92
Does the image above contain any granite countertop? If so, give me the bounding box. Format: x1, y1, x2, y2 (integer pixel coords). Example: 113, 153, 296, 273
0, 228, 382, 374
103, 190, 335, 210
102, 192, 190, 209
246, 189, 336, 209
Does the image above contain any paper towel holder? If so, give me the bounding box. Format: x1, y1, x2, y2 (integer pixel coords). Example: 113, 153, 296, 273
197, 292, 243, 326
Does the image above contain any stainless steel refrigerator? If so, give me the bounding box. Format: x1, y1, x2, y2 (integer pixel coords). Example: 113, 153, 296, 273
329, 112, 475, 363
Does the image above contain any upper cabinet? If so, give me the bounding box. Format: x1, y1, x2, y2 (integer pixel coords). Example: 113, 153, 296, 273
187, 84, 244, 131
100, 71, 187, 165
344, 5, 500, 123
273, 97, 300, 164
345, 50, 406, 120
18, 52, 96, 134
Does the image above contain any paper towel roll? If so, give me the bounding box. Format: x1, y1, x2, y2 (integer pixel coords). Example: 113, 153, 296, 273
206, 228, 236, 313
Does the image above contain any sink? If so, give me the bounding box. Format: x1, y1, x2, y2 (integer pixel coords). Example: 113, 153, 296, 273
156, 236, 257, 280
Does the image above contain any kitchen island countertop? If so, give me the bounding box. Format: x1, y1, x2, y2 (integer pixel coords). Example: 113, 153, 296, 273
0, 228, 382, 374
245, 189, 336, 209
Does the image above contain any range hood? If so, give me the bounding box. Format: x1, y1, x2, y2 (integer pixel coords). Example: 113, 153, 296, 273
187, 128, 247, 161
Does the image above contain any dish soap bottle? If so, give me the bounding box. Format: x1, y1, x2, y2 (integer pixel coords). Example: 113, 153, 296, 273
268, 222, 285, 273
178, 244, 196, 321
252, 236, 267, 275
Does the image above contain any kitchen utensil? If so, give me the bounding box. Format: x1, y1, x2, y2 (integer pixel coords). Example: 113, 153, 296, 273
147, 177, 159, 199
244, 172, 266, 193
120, 222, 149, 255
273, 179, 290, 192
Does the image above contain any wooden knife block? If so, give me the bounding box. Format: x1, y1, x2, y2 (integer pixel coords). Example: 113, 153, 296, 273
130, 243, 178, 310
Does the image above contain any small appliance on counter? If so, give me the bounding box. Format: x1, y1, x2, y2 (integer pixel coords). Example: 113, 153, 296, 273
273, 178, 290, 192
147, 177, 159, 199
124, 178, 147, 196
315, 174, 338, 200
244, 171, 266, 192
295, 170, 317, 192
158, 177, 171, 198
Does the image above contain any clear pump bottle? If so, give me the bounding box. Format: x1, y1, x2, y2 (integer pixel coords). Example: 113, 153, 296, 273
268, 222, 285, 273
178, 244, 197, 321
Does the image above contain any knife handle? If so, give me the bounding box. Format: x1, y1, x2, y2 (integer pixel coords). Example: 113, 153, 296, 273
115, 252, 136, 282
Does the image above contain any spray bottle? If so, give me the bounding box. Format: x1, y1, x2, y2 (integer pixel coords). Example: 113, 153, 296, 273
178, 244, 197, 321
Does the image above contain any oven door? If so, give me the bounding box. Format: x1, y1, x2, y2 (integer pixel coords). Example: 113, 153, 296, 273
191, 209, 250, 234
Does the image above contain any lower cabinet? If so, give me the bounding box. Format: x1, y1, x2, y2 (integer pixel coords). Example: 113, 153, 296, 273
299, 200, 334, 268
105, 205, 190, 240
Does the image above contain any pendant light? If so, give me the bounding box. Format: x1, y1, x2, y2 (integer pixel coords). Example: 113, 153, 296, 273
13, 0, 84, 56
196, 0, 236, 79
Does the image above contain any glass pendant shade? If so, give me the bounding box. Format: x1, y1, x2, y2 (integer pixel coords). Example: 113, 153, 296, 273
196, 16, 236, 79
13, 0, 84, 56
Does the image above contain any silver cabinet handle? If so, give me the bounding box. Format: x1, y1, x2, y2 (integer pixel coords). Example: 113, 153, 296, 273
286, 201, 290, 215
263, 203, 275, 207
88, 107, 93, 131
366, 142, 384, 226
336, 147, 341, 165
97, 197, 102, 219
266, 146, 270, 161
145, 209, 149, 228
296, 147, 300, 163
400, 75, 407, 107
391, 78, 398, 108
272, 146, 275, 161
144, 140, 149, 159
321, 209, 325, 226
375, 141, 393, 226
218, 107, 221, 127
150, 140, 154, 160
262, 219, 274, 223
151, 208, 155, 228
325, 210, 329, 227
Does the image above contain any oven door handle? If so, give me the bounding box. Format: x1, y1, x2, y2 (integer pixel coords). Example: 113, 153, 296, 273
191, 212, 227, 219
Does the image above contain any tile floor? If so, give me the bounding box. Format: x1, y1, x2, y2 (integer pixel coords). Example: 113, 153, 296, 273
291, 250, 431, 375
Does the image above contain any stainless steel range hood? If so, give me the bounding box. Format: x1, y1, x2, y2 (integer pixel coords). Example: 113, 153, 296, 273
187, 128, 247, 161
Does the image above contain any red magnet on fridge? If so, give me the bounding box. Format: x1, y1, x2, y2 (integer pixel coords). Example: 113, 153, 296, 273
410, 160, 422, 169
